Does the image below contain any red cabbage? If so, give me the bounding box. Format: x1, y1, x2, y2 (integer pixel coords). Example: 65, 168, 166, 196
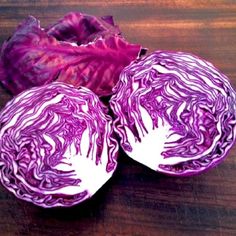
0, 13, 142, 97
0, 82, 118, 207
110, 51, 236, 176
46, 12, 120, 44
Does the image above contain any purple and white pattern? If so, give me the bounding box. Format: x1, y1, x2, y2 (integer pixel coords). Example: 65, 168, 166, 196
110, 51, 236, 176
0, 82, 118, 207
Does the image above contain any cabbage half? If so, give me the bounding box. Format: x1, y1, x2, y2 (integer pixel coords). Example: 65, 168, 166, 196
0, 82, 118, 207
110, 51, 236, 176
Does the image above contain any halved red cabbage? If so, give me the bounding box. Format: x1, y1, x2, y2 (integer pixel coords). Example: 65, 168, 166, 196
0, 13, 142, 97
0, 82, 118, 207
110, 51, 236, 176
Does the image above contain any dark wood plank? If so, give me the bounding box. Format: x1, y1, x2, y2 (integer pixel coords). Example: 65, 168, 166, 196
0, 1, 236, 235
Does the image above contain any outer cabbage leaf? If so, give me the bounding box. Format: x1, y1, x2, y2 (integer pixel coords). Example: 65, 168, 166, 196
110, 51, 236, 176
0, 82, 118, 207
0, 15, 142, 96
46, 12, 120, 44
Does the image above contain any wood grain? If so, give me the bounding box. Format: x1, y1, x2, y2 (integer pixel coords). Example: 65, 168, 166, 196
0, 1, 236, 235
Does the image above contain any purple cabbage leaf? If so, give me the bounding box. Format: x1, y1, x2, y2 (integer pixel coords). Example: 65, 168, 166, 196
0, 14, 143, 97
46, 12, 120, 44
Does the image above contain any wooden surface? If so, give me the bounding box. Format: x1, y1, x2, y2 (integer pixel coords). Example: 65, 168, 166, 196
0, 1, 236, 235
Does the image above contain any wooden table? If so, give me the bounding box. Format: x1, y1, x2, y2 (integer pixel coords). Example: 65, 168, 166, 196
0, 1, 236, 235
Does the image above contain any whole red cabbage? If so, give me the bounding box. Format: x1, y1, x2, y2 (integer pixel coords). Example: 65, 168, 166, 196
0, 13, 143, 97
0, 82, 118, 207
110, 51, 236, 176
